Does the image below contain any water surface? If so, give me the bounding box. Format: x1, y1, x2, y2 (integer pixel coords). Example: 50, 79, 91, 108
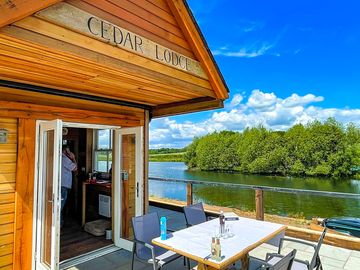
149, 162, 360, 219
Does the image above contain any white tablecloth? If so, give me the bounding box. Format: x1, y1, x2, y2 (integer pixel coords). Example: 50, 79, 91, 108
153, 214, 285, 265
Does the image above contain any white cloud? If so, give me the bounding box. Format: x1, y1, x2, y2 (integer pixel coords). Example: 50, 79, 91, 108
230, 93, 244, 107
282, 93, 324, 107
212, 43, 276, 58
150, 90, 360, 148
247, 89, 278, 110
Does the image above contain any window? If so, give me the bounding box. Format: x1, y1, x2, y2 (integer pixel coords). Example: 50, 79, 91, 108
94, 129, 112, 172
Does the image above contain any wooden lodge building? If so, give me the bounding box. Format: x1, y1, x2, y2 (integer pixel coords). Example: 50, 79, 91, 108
0, 0, 228, 269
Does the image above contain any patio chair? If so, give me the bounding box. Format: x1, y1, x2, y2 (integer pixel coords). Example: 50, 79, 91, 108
131, 212, 185, 270
248, 249, 297, 270
183, 202, 208, 227
265, 228, 327, 270
183, 202, 218, 268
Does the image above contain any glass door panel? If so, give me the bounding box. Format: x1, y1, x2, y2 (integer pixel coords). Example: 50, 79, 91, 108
121, 134, 136, 239
113, 127, 143, 251
35, 120, 62, 270
42, 129, 54, 267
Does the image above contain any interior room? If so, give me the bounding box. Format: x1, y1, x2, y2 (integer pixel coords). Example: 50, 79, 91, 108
60, 128, 114, 262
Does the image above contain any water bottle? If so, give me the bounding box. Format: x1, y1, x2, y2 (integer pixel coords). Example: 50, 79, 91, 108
160, 216, 167, 240
219, 210, 225, 235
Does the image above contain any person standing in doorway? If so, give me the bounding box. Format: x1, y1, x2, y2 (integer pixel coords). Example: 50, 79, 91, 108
61, 145, 77, 228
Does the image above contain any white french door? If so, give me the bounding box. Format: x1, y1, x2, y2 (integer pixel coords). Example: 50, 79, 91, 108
34, 120, 63, 270
113, 127, 144, 251
33, 121, 144, 269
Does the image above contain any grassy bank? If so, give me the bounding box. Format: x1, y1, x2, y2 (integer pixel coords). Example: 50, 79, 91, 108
149, 152, 185, 162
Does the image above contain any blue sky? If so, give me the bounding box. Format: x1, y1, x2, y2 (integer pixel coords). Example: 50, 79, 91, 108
150, 0, 360, 148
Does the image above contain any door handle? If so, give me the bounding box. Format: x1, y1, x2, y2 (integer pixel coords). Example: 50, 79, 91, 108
136, 182, 139, 198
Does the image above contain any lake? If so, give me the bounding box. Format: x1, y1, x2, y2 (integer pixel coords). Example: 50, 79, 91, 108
149, 162, 360, 219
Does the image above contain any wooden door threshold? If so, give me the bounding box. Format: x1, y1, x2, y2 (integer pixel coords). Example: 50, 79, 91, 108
60, 244, 120, 270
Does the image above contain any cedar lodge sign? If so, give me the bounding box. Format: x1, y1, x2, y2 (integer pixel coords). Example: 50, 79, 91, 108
36, 3, 206, 78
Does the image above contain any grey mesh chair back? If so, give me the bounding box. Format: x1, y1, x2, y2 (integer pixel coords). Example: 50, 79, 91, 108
132, 212, 163, 260
183, 202, 207, 227
267, 231, 285, 247
271, 249, 296, 270
309, 228, 327, 269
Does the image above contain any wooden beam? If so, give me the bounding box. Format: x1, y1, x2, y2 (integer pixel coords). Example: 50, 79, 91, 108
286, 226, 360, 251
0, 86, 145, 119
186, 183, 193, 206
0, 26, 215, 99
13, 118, 36, 270
13, 16, 211, 89
152, 98, 223, 118
255, 189, 264, 221
0, 100, 144, 127
143, 110, 150, 214
167, 0, 229, 100
0, 0, 62, 28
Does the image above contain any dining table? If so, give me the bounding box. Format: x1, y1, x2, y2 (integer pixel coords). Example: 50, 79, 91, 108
152, 213, 286, 270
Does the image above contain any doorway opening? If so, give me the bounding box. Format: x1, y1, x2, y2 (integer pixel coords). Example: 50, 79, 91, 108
60, 127, 113, 261
32, 120, 144, 270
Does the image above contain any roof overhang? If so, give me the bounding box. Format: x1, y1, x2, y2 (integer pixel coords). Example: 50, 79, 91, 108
0, 0, 229, 117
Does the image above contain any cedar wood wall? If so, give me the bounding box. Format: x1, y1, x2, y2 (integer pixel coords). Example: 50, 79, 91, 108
0, 102, 146, 270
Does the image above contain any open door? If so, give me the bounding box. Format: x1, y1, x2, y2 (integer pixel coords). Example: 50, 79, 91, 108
34, 120, 63, 270
113, 127, 144, 251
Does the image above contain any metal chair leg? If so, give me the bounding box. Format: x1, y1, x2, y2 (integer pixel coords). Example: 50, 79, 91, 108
131, 251, 135, 270
131, 243, 136, 270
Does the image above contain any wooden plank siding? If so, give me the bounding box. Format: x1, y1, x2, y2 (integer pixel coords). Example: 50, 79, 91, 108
13, 119, 36, 270
77, 0, 193, 55
0, 0, 61, 28
0, 27, 214, 99
0, 101, 145, 270
0, 24, 214, 105
0, 101, 145, 127
0, 1, 229, 269
0, 0, 228, 117
67, 0, 194, 58
0, 118, 17, 270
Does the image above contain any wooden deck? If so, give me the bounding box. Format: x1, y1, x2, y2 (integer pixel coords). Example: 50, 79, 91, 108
66, 206, 360, 270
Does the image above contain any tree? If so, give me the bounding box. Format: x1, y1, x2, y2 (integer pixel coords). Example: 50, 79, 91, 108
184, 118, 360, 178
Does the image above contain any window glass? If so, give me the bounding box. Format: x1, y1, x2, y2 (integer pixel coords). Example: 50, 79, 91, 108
94, 129, 112, 172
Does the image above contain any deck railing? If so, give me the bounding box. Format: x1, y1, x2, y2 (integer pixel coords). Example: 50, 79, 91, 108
149, 176, 360, 221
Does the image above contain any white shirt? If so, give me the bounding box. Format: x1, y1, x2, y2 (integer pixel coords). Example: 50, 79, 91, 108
61, 153, 76, 189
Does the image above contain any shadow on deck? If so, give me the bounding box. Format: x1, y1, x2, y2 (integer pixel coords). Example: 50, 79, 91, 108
67, 206, 360, 270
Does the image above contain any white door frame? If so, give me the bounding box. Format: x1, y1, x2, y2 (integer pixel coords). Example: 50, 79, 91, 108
113, 126, 144, 251
32, 121, 145, 268
33, 119, 63, 270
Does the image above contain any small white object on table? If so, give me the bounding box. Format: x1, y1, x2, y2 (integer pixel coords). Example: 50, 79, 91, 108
152, 213, 286, 270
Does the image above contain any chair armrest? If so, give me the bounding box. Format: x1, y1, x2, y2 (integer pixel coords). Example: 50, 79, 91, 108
132, 239, 155, 250
132, 239, 157, 268
279, 237, 316, 253
266, 252, 310, 267
265, 252, 283, 261
249, 256, 274, 269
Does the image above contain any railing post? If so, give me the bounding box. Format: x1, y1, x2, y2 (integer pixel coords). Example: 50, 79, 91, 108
255, 189, 264, 221
186, 182, 193, 205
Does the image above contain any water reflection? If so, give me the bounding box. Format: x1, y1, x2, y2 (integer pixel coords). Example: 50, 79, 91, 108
149, 162, 360, 219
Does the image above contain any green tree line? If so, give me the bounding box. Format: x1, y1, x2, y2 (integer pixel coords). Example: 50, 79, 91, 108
149, 148, 185, 155
184, 118, 360, 178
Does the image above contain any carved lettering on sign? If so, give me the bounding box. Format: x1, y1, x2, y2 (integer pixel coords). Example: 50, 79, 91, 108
35, 3, 207, 78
